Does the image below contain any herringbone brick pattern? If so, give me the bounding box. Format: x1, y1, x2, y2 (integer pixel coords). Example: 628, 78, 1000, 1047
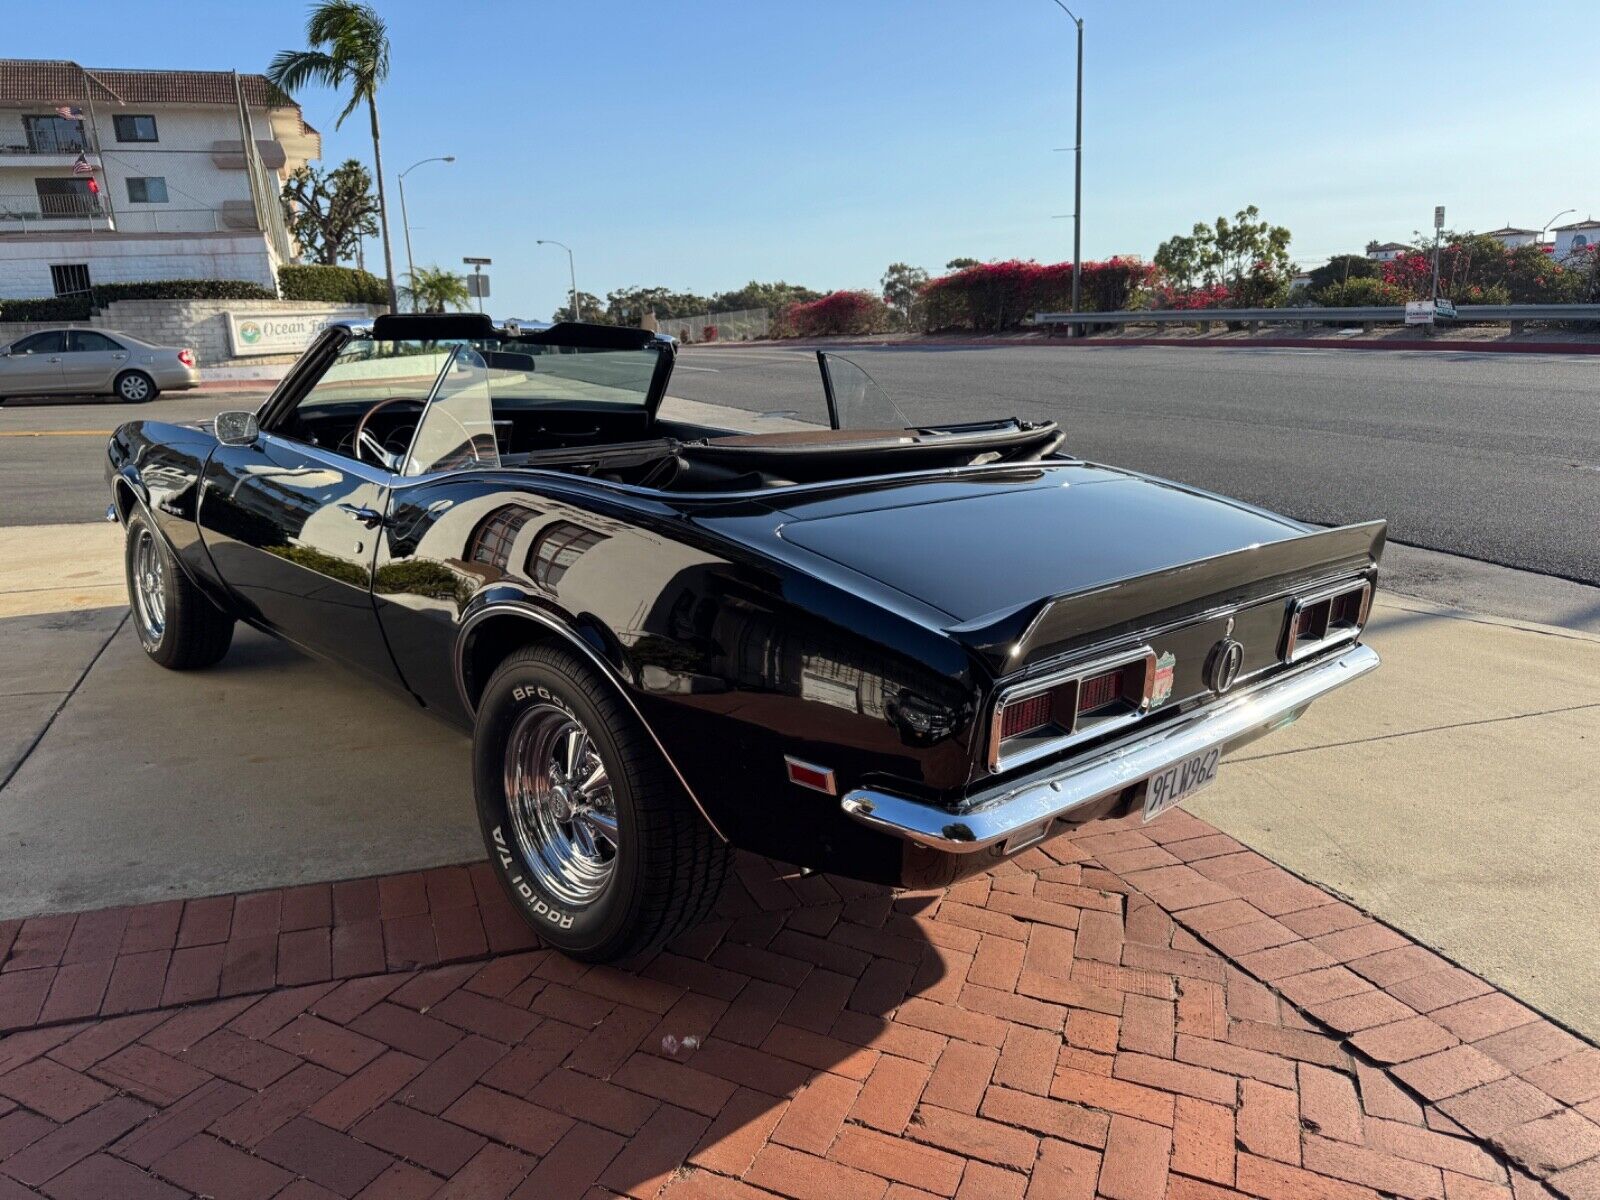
0, 808, 1595, 1198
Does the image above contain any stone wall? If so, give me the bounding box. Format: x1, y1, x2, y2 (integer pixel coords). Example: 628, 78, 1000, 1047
0, 298, 385, 366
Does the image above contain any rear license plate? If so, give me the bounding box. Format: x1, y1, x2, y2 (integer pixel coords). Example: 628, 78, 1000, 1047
1142, 747, 1221, 821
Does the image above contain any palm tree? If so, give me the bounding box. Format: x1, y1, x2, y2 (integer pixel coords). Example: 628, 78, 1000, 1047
269, 2, 400, 311
400, 265, 470, 313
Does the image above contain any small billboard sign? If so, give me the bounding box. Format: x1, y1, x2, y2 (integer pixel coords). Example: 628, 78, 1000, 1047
1404, 300, 1435, 326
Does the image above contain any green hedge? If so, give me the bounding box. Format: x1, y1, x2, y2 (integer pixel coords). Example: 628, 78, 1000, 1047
0, 278, 275, 322
278, 264, 387, 304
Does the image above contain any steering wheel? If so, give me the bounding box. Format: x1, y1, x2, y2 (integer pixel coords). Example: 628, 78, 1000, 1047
352, 397, 423, 470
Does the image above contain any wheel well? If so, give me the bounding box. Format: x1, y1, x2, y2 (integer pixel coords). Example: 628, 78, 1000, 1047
460, 613, 567, 713
113, 478, 139, 521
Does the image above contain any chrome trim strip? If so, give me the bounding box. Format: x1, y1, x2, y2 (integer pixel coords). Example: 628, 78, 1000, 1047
453, 601, 728, 842
987, 643, 1157, 774
843, 643, 1379, 853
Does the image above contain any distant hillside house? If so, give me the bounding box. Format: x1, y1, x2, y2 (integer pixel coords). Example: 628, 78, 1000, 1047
1483, 226, 1539, 249
1365, 241, 1410, 262
0, 60, 320, 300
1550, 218, 1600, 260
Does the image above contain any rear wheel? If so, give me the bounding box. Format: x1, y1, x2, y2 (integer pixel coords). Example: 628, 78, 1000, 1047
115, 370, 157, 403
473, 643, 730, 961
124, 511, 233, 669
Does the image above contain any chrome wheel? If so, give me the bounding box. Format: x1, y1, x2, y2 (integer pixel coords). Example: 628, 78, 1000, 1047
131, 528, 166, 644
504, 704, 619, 906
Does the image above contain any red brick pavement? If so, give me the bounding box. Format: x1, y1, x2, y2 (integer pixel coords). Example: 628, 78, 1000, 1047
1, 808, 1597, 1199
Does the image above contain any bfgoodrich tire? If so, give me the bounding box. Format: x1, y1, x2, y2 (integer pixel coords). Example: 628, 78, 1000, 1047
124, 511, 234, 669
473, 643, 730, 961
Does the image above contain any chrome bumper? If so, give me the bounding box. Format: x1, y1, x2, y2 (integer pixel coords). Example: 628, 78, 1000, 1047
841, 643, 1379, 853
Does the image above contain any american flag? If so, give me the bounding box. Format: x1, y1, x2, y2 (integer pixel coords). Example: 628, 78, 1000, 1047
72, 152, 94, 175
55, 105, 83, 120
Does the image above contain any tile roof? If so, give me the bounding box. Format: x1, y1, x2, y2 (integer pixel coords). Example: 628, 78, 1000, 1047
0, 59, 296, 111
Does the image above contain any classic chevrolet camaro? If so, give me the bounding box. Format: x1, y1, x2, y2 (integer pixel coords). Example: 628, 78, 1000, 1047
107, 313, 1383, 960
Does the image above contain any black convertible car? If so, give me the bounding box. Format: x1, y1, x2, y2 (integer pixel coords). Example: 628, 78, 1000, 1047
107, 314, 1383, 960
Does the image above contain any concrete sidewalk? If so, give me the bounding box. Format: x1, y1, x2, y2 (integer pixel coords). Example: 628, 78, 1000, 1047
2, 522, 1599, 1052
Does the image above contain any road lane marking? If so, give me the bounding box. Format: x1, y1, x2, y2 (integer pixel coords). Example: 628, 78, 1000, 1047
0, 430, 114, 437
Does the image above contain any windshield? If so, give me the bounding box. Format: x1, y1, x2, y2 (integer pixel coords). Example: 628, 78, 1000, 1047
818, 352, 913, 430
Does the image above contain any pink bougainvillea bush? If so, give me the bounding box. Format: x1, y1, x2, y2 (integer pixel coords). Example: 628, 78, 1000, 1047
782, 290, 893, 337
918, 258, 1156, 332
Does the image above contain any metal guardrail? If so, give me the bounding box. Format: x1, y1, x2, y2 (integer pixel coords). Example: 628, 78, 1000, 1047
1035, 304, 1600, 327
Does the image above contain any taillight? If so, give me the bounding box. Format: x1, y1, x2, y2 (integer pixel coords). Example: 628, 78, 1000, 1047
1000, 691, 1053, 739
1076, 666, 1128, 714
1284, 581, 1370, 662
990, 646, 1156, 772
178, 348, 196, 367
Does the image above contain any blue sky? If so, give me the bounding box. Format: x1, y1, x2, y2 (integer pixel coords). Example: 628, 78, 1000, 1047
15, 1, 1600, 316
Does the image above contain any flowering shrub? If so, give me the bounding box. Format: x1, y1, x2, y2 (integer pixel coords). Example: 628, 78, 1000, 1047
1310, 276, 1410, 306
918, 258, 1155, 332
1152, 282, 1232, 310
782, 290, 891, 337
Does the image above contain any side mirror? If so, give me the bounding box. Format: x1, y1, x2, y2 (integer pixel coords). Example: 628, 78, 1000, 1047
215, 410, 260, 446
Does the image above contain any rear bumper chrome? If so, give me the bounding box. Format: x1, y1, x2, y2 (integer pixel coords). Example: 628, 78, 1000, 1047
841, 643, 1379, 853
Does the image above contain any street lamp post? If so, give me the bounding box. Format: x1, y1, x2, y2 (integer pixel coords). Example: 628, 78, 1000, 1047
397, 155, 455, 311
1541, 208, 1575, 246
537, 240, 580, 323
1051, 1, 1084, 336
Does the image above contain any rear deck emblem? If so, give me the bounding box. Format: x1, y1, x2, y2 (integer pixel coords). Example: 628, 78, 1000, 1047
1150, 651, 1177, 708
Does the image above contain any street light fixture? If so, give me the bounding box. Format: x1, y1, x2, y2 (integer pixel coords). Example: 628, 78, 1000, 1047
398, 155, 455, 311
536, 239, 581, 324
1050, 1, 1084, 336
1541, 208, 1575, 245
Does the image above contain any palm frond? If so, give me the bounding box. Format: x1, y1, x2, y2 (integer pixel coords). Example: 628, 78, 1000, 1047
265, 48, 342, 95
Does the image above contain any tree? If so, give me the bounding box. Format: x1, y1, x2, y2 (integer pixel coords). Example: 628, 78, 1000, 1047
1154, 206, 1293, 306
399, 265, 469, 313
603, 285, 711, 325
1306, 253, 1379, 294
555, 292, 609, 324
269, 2, 400, 310
280, 159, 378, 266
709, 280, 821, 314
880, 262, 929, 329
945, 257, 980, 271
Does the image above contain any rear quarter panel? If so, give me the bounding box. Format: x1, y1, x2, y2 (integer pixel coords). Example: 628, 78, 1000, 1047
374, 472, 982, 878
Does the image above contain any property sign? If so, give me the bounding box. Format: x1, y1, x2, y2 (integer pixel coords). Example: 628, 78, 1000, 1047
225, 309, 370, 357
1405, 300, 1435, 326
1434, 298, 1457, 320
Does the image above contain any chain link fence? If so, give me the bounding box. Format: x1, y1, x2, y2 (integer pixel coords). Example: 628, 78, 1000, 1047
654, 307, 769, 343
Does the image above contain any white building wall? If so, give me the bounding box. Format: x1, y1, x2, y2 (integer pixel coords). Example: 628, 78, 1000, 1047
0, 232, 278, 297
1552, 224, 1600, 259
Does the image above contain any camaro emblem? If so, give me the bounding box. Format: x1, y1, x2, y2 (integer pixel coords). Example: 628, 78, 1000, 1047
1206, 637, 1246, 694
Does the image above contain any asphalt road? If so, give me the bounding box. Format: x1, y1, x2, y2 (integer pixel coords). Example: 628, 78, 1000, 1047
3, 343, 1597, 584
671, 343, 1600, 585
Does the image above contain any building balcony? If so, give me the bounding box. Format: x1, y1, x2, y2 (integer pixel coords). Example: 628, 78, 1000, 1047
0, 131, 102, 168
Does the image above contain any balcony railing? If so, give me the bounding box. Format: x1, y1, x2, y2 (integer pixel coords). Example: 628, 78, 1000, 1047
0, 131, 97, 156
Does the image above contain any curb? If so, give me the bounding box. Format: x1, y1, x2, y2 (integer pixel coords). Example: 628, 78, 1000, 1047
693, 335, 1600, 355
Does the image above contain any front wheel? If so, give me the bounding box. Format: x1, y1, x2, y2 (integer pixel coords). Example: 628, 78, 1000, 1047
115, 371, 158, 403
124, 511, 234, 669
473, 644, 730, 961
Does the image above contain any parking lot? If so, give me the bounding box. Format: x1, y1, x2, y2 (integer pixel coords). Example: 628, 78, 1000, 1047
2, 345, 1599, 1197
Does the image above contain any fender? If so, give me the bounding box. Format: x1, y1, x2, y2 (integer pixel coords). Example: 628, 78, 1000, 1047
452, 598, 728, 842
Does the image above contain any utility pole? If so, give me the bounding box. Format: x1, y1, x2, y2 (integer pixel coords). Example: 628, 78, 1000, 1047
1051, 2, 1084, 336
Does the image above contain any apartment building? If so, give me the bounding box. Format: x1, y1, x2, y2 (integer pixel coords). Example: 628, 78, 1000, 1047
0, 60, 320, 299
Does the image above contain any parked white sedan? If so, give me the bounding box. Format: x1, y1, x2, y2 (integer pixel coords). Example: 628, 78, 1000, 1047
0, 328, 201, 403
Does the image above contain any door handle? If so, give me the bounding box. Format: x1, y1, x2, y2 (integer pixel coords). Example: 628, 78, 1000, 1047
337, 503, 386, 528
47, 357, 61, 363
113, 353, 127, 360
